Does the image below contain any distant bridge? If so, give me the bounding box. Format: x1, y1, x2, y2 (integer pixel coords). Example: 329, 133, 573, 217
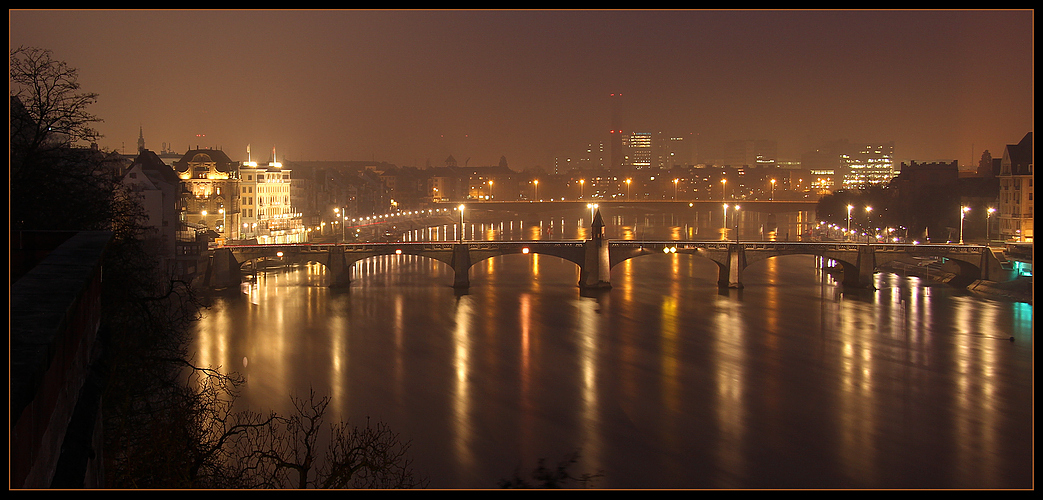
438, 199, 819, 214
204, 239, 1004, 291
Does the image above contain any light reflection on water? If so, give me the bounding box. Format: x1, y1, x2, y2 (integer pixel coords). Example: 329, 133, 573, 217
193, 245, 1032, 489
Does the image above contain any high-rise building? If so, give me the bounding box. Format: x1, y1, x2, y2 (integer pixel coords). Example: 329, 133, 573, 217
654, 133, 690, 169
840, 142, 896, 189
624, 132, 652, 169
580, 141, 607, 170
721, 139, 778, 169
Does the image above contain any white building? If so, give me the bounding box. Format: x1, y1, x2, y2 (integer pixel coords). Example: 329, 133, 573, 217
240, 147, 305, 243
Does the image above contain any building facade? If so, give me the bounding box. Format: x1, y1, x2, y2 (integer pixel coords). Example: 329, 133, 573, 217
173, 149, 241, 240
121, 150, 179, 271
998, 132, 1033, 242
239, 153, 305, 243
624, 132, 652, 169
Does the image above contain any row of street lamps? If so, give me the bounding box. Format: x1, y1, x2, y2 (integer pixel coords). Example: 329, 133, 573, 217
539, 176, 779, 202
327, 201, 1000, 246
843, 204, 997, 244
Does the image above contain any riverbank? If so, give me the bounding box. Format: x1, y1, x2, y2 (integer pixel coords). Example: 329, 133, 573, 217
877, 261, 1033, 304
967, 276, 1034, 304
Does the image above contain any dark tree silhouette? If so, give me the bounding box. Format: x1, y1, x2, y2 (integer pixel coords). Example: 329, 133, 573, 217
498, 450, 603, 489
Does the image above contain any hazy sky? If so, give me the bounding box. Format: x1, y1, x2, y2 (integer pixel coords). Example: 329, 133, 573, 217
9, 9, 1034, 169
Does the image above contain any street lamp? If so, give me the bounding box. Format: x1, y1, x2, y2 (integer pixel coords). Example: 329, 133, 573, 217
458, 204, 465, 242
865, 206, 873, 243
770, 178, 776, 201
579, 179, 585, 200
625, 178, 632, 200
334, 207, 345, 243
722, 203, 729, 240
673, 178, 679, 200
986, 207, 996, 245
959, 206, 970, 244
734, 205, 741, 243
587, 203, 598, 223
846, 204, 854, 240
488, 180, 494, 200
533, 179, 539, 200
721, 178, 727, 201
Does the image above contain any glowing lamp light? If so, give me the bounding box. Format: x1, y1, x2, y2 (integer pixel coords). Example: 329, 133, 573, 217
395, 249, 402, 255
522, 247, 530, 254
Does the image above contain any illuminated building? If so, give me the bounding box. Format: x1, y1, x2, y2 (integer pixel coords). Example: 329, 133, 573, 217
624, 132, 652, 169
998, 132, 1033, 242
173, 148, 240, 240
840, 142, 895, 189
240, 146, 305, 243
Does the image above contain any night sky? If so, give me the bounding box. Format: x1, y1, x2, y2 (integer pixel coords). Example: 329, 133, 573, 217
9, 9, 1034, 169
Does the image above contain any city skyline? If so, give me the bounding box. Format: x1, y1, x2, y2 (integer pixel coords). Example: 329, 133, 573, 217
9, 9, 1034, 169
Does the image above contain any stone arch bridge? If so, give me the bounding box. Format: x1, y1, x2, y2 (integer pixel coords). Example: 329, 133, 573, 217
203, 239, 1004, 291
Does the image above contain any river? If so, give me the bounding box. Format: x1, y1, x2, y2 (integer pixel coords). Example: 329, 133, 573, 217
191, 209, 1033, 489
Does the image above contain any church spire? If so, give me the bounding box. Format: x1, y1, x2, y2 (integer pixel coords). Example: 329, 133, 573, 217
137, 126, 145, 153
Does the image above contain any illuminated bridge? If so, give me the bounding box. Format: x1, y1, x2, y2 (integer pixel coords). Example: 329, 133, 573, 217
203, 210, 1006, 290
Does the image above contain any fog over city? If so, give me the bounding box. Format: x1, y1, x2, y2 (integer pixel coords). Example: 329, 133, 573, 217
9, 9, 1034, 168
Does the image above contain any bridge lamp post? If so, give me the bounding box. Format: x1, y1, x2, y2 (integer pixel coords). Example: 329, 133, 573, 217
734, 205, 741, 244
721, 178, 727, 201
533, 179, 539, 201
846, 205, 854, 241
587, 203, 598, 223
488, 180, 494, 200
959, 206, 970, 244
770, 178, 776, 201
722, 204, 729, 240
673, 178, 679, 200
458, 204, 466, 243
625, 178, 632, 201
579, 179, 585, 200
865, 206, 873, 243
334, 208, 345, 243
986, 207, 996, 245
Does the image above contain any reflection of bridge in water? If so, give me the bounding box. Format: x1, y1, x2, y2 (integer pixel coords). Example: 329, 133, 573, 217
204, 209, 1004, 290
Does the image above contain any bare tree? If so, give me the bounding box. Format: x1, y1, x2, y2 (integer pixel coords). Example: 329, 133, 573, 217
498, 450, 604, 489
242, 389, 429, 489
10, 46, 101, 152
9, 46, 124, 231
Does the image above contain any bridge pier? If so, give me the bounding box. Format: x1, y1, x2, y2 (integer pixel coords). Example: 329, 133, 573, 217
451, 244, 471, 289
580, 208, 611, 289
580, 237, 611, 288
845, 245, 877, 289
728, 244, 746, 289
205, 248, 242, 289
327, 246, 352, 288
